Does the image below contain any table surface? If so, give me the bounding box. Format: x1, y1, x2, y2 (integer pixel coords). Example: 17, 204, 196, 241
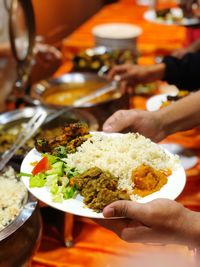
55, 1, 186, 77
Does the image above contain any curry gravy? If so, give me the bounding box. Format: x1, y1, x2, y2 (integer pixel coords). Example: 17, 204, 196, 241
42, 82, 120, 106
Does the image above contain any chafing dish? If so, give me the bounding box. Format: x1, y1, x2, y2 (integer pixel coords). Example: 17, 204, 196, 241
73, 46, 137, 72
26, 72, 122, 109
0, 107, 98, 160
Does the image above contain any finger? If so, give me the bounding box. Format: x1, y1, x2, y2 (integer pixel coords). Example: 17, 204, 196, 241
120, 81, 128, 94
103, 110, 137, 132
127, 85, 135, 95
119, 82, 134, 95
121, 225, 153, 243
103, 200, 155, 227
107, 65, 130, 80
93, 218, 143, 238
119, 72, 138, 88
120, 225, 171, 244
93, 218, 131, 235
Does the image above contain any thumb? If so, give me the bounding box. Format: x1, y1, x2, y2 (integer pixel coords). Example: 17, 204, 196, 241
103, 200, 147, 220
103, 110, 137, 132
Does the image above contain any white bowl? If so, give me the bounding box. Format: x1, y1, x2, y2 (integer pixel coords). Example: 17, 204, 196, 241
92, 23, 142, 50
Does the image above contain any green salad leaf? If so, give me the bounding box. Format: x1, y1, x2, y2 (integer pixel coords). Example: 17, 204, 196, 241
30, 173, 46, 188
22, 153, 79, 203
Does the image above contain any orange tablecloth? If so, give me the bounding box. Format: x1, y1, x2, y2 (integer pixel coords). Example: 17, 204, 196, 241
55, 1, 186, 77
33, 2, 200, 266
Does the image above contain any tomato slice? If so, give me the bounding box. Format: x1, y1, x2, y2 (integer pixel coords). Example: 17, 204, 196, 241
31, 156, 51, 175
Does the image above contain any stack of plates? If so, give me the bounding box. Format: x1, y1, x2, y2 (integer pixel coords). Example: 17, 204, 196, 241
92, 23, 142, 51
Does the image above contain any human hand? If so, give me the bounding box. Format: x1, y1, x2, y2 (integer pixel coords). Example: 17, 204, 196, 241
33, 43, 62, 68
179, 0, 200, 18
31, 43, 62, 84
172, 38, 200, 59
107, 63, 166, 94
171, 48, 189, 59
103, 109, 166, 142
95, 199, 200, 247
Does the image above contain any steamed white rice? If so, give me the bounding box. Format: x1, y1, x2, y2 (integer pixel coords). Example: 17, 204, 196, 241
0, 167, 27, 231
65, 132, 180, 193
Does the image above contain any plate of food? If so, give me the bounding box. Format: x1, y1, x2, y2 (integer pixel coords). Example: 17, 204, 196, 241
144, 7, 200, 26
146, 91, 189, 111
20, 123, 186, 219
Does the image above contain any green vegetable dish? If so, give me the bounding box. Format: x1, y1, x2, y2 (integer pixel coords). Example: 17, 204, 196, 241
21, 154, 79, 203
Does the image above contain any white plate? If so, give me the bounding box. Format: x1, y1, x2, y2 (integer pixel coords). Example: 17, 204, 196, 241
161, 143, 198, 170
20, 133, 186, 219
92, 23, 142, 39
146, 93, 176, 111
144, 8, 200, 26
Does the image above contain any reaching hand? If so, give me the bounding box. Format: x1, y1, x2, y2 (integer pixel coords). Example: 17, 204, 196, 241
103, 109, 166, 142
107, 63, 166, 94
95, 199, 200, 247
179, 0, 200, 17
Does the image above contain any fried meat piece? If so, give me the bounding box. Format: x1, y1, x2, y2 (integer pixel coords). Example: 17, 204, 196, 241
35, 123, 89, 154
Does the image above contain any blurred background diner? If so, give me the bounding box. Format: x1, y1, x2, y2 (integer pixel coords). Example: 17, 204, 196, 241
1, 0, 200, 266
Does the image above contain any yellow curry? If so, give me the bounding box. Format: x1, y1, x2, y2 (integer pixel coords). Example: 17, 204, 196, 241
132, 164, 171, 197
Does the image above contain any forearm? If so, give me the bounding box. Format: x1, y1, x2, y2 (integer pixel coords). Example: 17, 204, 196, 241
144, 63, 166, 83
188, 39, 200, 53
155, 91, 200, 136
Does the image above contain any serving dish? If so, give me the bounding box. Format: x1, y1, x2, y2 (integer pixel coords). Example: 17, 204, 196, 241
27, 73, 122, 109
146, 93, 177, 111
146, 91, 189, 111
0, 107, 98, 158
0, 192, 37, 241
144, 7, 200, 26
21, 132, 186, 219
73, 46, 137, 73
0, 168, 41, 266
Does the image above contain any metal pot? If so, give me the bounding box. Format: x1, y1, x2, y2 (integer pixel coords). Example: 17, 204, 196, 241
0, 194, 42, 267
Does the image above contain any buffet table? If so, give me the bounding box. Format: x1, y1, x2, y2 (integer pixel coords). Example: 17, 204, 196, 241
55, 0, 185, 76
32, 1, 200, 266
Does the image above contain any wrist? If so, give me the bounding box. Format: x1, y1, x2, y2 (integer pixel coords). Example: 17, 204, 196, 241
152, 110, 169, 140
184, 210, 200, 250
154, 105, 180, 138
148, 63, 166, 81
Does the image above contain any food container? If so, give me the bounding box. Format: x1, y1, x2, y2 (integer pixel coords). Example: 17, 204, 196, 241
0, 193, 42, 267
27, 72, 122, 109
92, 23, 142, 51
0, 106, 98, 160
25, 73, 129, 128
73, 46, 137, 72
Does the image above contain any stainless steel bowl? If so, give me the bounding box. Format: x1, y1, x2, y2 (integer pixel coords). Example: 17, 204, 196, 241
0, 106, 98, 130
0, 107, 98, 163
0, 192, 42, 267
0, 193, 37, 241
26, 72, 122, 109
0, 200, 42, 267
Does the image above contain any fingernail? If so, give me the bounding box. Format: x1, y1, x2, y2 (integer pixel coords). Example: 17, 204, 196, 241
114, 75, 121, 82
103, 207, 115, 217
103, 125, 113, 132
